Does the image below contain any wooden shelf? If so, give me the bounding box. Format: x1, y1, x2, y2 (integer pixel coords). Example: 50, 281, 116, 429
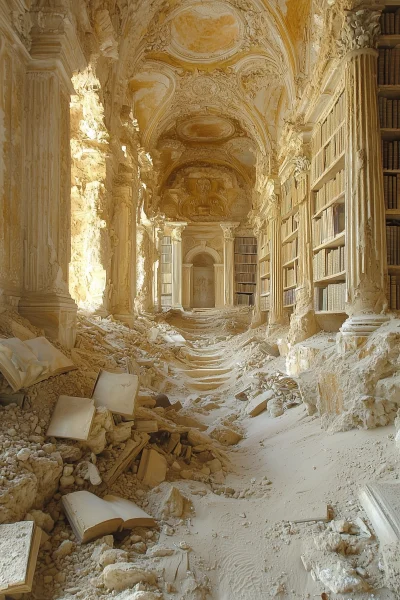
314, 271, 346, 286
378, 34, 400, 47
260, 273, 270, 280
386, 209, 400, 217
282, 256, 299, 268
284, 284, 297, 291
282, 228, 299, 245
313, 231, 345, 252
315, 310, 346, 315
313, 191, 345, 219
378, 85, 400, 98
259, 252, 270, 262
281, 204, 299, 221
381, 128, 400, 141
383, 169, 400, 174
388, 265, 400, 271
312, 152, 346, 191
260, 292, 270, 297
284, 303, 295, 309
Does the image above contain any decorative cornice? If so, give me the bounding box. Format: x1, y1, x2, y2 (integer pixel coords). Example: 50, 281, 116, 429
220, 221, 240, 241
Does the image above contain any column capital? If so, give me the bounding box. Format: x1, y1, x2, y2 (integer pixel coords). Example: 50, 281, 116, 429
169, 222, 187, 242
337, 8, 382, 57
293, 154, 311, 183
220, 222, 240, 241
266, 193, 281, 222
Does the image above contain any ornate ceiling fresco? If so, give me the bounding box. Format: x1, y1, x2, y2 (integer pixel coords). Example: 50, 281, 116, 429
95, 0, 318, 221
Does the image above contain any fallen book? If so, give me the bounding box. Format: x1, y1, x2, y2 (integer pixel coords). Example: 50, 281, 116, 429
0, 521, 42, 594
359, 481, 400, 545
46, 395, 96, 441
0, 336, 76, 392
62, 491, 156, 543
92, 369, 139, 418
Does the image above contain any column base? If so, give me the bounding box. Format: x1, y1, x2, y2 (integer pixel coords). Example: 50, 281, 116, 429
19, 293, 77, 348
337, 314, 389, 354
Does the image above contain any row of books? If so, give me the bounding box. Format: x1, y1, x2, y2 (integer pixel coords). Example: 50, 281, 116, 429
379, 97, 400, 129
236, 272, 256, 283
382, 141, 400, 170
281, 177, 299, 216
314, 169, 345, 214
161, 283, 172, 294
312, 204, 345, 247
311, 125, 345, 183
387, 223, 400, 265
380, 10, 400, 35
235, 263, 257, 273
161, 273, 172, 283
235, 254, 257, 265
234, 245, 257, 255
282, 239, 298, 264
313, 247, 346, 280
282, 214, 299, 240
284, 267, 296, 288
314, 283, 346, 312
236, 293, 255, 306
261, 279, 270, 294
260, 263, 270, 279
260, 295, 270, 311
387, 274, 400, 310
161, 263, 172, 274
384, 174, 400, 209
312, 94, 345, 153
378, 49, 400, 85
235, 237, 256, 246
161, 295, 171, 307
284, 289, 296, 307
236, 283, 256, 293
162, 236, 172, 245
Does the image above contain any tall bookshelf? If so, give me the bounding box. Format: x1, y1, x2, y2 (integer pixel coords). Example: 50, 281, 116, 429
259, 225, 271, 313
378, 4, 400, 310
311, 91, 347, 314
234, 236, 257, 306
160, 235, 172, 308
281, 175, 299, 312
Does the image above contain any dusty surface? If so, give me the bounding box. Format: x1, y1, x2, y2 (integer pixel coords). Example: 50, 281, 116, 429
0, 308, 399, 599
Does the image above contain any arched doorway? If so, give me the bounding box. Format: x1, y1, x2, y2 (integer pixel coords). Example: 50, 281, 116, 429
192, 253, 215, 308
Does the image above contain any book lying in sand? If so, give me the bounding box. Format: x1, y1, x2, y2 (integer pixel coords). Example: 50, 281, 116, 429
92, 370, 139, 418
0, 521, 42, 594
46, 396, 96, 441
62, 491, 156, 543
0, 337, 76, 392
359, 481, 400, 545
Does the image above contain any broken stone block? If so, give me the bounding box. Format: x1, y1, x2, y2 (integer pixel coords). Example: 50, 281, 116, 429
101, 563, 157, 591
208, 425, 242, 446
148, 483, 186, 519
247, 390, 274, 417
107, 422, 133, 443
25, 509, 54, 533
53, 539, 74, 560
267, 398, 284, 418
138, 448, 167, 488
98, 549, 129, 567
208, 458, 222, 473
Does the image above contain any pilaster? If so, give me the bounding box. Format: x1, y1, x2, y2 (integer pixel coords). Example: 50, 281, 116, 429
182, 264, 193, 309
170, 222, 187, 310
267, 189, 285, 328
220, 222, 240, 307
337, 8, 389, 351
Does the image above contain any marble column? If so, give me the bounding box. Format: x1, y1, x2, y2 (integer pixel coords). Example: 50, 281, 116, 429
268, 194, 285, 328
110, 175, 136, 327
19, 3, 86, 347
338, 9, 388, 349
288, 156, 319, 344
220, 222, 239, 307
170, 222, 187, 310
214, 264, 225, 308
182, 264, 193, 309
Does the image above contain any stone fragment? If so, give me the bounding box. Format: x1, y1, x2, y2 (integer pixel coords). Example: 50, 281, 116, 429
208, 425, 242, 446
53, 540, 74, 559
98, 549, 128, 567
138, 448, 167, 488
207, 458, 222, 473
25, 509, 54, 533
101, 563, 157, 591
17, 448, 31, 462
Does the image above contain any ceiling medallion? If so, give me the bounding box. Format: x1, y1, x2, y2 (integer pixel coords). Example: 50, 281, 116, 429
190, 77, 220, 97
176, 115, 236, 143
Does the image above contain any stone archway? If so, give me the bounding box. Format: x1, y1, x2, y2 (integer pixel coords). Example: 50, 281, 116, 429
182, 245, 224, 309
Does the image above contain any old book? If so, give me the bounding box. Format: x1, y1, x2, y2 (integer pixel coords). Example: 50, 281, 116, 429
103, 433, 149, 485
0, 337, 76, 392
0, 521, 42, 594
46, 395, 96, 441
138, 448, 168, 488
135, 420, 158, 433
359, 481, 400, 545
92, 370, 139, 417
62, 491, 156, 543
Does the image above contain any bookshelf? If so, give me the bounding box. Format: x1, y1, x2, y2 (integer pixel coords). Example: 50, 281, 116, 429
281, 175, 299, 311
258, 225, 271, 313
311, 91, 347, 314
160, 236, 172, 308
234, 236, 257, 306
379, 5, 400, 310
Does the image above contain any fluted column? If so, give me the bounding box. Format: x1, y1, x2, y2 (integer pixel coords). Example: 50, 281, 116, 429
288, 156, 319, 344
19, 2, 86, 347
268, 194, 285, 327
338, 9, 388, 348
220, 222, 239, 307
170, 222, 187, 310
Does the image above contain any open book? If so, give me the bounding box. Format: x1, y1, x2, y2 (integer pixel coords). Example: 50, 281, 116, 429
0, 521, 42, 594
62, 491, 156, 543
0, 337, 76, 392
92, 370, 139, 418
